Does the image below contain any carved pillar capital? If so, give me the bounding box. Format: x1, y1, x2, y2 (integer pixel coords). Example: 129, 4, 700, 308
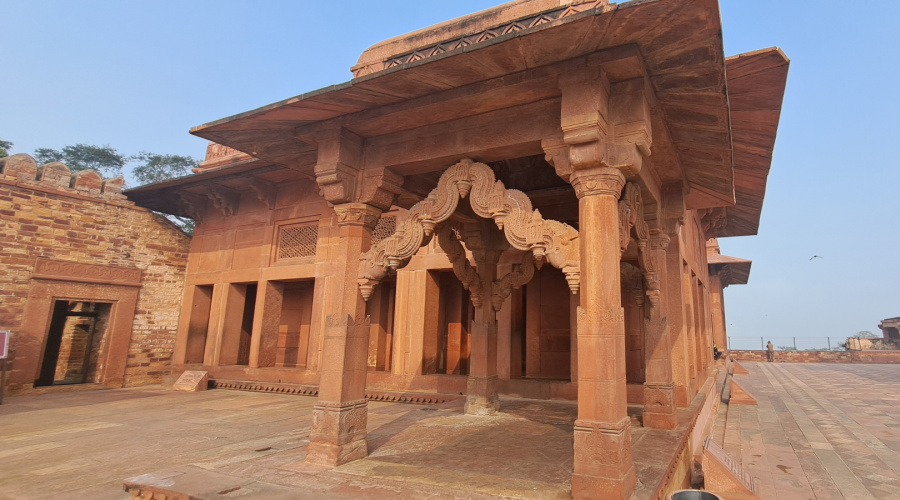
570, 167, 626, 200
650, 233, 671, 251
333, 203, 382, 230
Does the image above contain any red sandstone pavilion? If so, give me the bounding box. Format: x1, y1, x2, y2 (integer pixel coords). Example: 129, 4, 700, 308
129, 0, 788, 497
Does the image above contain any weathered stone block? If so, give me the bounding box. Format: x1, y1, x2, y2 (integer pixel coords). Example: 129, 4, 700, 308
38, 162, 72, 188
172, 370, 208, 391
1, 154, 38, 181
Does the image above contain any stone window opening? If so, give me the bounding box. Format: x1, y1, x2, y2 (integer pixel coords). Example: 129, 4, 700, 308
36, 300, 112, 387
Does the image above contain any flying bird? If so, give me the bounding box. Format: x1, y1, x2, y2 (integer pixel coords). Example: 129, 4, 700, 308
809, 255, 823, 260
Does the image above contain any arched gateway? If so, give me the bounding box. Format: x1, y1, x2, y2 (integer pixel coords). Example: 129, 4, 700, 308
358, 158, 581, 414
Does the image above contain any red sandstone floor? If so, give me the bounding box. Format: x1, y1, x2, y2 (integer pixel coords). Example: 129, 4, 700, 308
714, 362, 900, 499
0, 385, 696, 499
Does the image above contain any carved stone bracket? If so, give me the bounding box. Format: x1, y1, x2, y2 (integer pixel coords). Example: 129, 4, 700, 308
248, 178, 276, 210
491, 253, 536, 312
701, 207, 727, 239
206, 185, 239, 217
541, 136, 573, 182
358, 159, 580, 301
435, 225, 483, 308
618, 182, 649, 255
178, 192, 207, 221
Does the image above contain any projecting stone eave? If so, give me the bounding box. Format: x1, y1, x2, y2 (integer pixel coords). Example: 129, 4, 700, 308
707, 253, 752, 286
189, 0, 740, 208
718, 47, 790, 237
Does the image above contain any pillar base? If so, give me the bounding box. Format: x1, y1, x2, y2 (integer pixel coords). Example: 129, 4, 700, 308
465, 375, 499, 415
642, 382, 677, 429
304, 399, 369, 466
572, 418, 636, 500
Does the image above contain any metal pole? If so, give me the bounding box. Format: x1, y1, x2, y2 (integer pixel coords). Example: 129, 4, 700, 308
827, 337, 831, 351
761, 337, 764, 350
793, 337, 797, 350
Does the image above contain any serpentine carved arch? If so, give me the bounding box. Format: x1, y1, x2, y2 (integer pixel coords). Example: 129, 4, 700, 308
358, 158, 581, 306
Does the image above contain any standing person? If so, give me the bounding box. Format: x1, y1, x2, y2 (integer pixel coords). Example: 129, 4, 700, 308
766, 340, 775, 362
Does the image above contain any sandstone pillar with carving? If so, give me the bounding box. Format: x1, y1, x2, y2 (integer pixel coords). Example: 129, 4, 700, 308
304, 127, 402, 466
463, 222, 507, 415
641, 235, 677, 429
571, 167, 636, 499
305, 203, 381, 466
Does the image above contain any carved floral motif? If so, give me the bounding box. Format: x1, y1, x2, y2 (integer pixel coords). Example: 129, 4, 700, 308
358, 159, 581, 301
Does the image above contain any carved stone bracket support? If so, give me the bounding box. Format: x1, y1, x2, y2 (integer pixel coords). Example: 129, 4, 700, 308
436, 225, 484, 308
701, 207, 728, 239
205, 185, 239, 217
178, 192, 207, 222
491, 252, 536, 312
359, 159, 580, 301
248, 178, 276, 210
618, 182, 650, 255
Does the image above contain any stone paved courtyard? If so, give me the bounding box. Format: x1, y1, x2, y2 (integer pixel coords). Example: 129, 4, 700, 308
2, 363, 900, 499
713, 362, 900, 500
0, 387, 576, 499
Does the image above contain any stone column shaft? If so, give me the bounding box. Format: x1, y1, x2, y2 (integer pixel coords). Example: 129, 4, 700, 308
466, 258, 500, 415
641, 237, 677, 429
570, 167, 636, 499
305, 203, 380, 467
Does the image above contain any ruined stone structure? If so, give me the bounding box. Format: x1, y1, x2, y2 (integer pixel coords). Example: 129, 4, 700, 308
880, 317, 900, 340
128, 0, 788, 497
0, 154, 190, 394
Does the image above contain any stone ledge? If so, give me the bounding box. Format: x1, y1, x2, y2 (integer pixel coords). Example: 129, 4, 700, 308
208, 378, 465, 404
124, 466, 300, 500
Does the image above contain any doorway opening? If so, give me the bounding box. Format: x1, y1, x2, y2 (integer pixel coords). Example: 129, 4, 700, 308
36, 300, 112, 387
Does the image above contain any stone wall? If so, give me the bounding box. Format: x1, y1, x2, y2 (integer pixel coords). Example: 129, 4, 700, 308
0, 154, 191, 391
729, 350, 900, 364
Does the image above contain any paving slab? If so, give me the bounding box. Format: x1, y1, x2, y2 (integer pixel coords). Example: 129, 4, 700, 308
712, 362, 900, 500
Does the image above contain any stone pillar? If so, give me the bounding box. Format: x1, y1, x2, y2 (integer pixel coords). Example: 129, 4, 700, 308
249, 280, 284, 368
443, 278, 466, 375
709, 272, 727, 349
570, 167, 636, 499
305, 202, 381, 466
525, 278, 542, 377
666, 234, 691, 408
466, 262, 500, 415
641, 236, 677, 429
392, 269, 440, 375
570, 291, 579, 382
463, 221, 506, 415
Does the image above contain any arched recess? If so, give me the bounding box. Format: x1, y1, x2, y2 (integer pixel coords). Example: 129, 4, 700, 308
358, 158, 580, 309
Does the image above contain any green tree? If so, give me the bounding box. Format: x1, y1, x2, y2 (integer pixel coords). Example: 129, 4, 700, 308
0, 139, 12, 158
34, 144, 127, 176
33, 143, 200, 235
131, 152, 196, 184
132, 152, 199, 235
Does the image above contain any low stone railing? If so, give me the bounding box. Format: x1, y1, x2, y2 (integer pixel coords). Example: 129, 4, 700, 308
729, 349, 900, 363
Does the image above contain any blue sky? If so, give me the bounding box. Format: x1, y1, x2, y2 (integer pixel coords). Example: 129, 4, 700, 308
2, 1, 898, 342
